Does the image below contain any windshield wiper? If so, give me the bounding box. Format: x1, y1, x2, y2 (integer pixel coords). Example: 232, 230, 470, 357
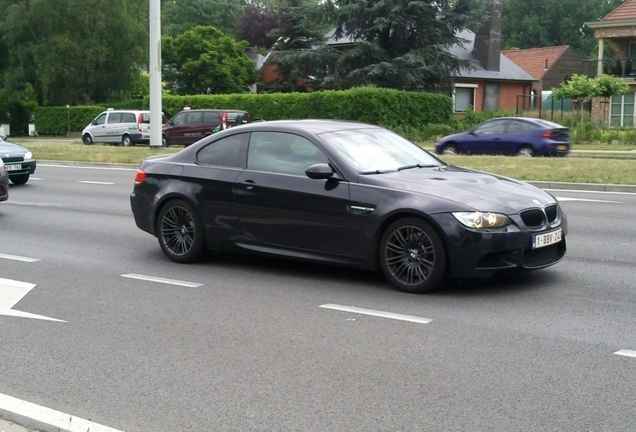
397, 164, 438, 171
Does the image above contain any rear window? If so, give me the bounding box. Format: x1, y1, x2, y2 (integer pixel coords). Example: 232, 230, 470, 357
227, 111, 250, 125
534, 119, 567, 129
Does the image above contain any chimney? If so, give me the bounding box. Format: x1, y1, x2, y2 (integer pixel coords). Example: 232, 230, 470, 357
473, 0, 502, 71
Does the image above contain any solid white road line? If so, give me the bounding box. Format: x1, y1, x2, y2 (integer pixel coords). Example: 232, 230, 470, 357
78, 181, 114, 185
320, 304, 433, 324
0, 392, 125, 432
121, 273, 203, 288
614, 349, 636, 358
0, 253, 40, 262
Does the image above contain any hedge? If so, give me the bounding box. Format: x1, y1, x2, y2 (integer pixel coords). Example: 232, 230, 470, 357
34, 88, 453, 135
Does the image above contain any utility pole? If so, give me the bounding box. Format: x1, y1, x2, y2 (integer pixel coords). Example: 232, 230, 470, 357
149, 0, 163, 147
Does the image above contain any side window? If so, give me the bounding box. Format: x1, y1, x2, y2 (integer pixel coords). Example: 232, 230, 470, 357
94, 113, 107, 125
507, 120, 537, 133
186, 112, 203, 123
474, 121, 506, 135
203, 111, 220, 123
196, 133, 249, 168
121, 113, 136, 123
107, 113, 122, 124
247, 132, 328, 176
171, 113, 185, 125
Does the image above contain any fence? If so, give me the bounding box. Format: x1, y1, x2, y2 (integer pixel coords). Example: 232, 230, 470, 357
516, 94, 591, 121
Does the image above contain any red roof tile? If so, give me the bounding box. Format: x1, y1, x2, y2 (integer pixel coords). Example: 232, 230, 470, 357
502, 46, 570, 80
603, 0, 636, 21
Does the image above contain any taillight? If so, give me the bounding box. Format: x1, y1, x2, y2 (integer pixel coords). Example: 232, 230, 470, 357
542, 130, 554, 138
221, 112, 228, 130
137, 113, 143, 132
134, 169, 147, 184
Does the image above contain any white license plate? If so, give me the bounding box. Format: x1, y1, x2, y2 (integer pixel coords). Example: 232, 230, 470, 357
532, 228, 562, 249
7, 164, 22, 171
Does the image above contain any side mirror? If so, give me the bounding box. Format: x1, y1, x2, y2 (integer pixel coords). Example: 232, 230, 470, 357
305, 163, 334, 180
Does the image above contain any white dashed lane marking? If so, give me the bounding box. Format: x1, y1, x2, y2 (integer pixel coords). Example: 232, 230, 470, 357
320, 304, 433, 324
78, 180, 115, 185
121, 273, 203, 287
614, 349, 636, 358
0, 253, 40, 262
0, 392, 124, 432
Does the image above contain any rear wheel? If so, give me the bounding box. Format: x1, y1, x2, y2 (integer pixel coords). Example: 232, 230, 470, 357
442, 143, 458, 155
82, 134, 93, 145
162, 134, 169, 147
157, 199, 205, 263
122, 135, 133, 147
518, 145, 534, 157
379, 217, 447, 294
10, 174, 29, 185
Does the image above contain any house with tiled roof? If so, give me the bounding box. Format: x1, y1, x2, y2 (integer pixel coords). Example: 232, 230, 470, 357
586, 0, 636, 126
259, 0, 535, 114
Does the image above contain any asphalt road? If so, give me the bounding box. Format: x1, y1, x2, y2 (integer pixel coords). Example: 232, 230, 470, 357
1, 164, 636, 432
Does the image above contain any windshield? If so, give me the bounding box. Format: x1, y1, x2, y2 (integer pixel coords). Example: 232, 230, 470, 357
321, 128, 442, 173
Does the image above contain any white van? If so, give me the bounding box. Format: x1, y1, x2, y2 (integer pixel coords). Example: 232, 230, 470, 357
81, 109, 152, 146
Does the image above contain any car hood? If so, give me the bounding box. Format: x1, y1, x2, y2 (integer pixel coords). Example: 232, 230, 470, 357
0, 140, 29, 156
437, 132, 468, 143
359, 165, 555, 213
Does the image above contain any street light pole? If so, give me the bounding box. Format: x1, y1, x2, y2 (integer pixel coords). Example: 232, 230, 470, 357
66, 105, 70, 136
149, 0, 162, 148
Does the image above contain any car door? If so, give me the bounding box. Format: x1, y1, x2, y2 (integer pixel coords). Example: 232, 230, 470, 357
90, 112, 108, 141
467, 119, 508, 154
183, 111, 206, 145
104, 112, 123, 143
188, 133, 250, 243
502, 119, 537, 155
233, 131, 351, 256
164, 112, 187, 145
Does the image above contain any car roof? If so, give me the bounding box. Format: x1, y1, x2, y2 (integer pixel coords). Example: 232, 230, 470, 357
233, 119, 381, 134
483, 117, 567, 128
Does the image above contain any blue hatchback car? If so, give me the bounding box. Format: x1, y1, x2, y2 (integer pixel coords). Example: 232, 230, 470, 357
435, 117, 571, 157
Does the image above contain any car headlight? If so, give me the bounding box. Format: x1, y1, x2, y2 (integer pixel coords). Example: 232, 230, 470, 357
452, 211, 512, 229
0, 158, 4, 168
24, 151, 33, 160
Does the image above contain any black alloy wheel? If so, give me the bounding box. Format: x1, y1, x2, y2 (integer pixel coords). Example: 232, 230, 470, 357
10, 174, 29, 185
157, 199, 204, 263
379, 217, 447, 293
82, 134, 93, 145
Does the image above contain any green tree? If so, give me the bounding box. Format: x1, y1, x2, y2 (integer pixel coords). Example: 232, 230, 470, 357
501, 0, 625, 57
270, 0, 485, 92
0, 0, 148, 106
162, 26, 258, 94
552, 73, 629, 100
162, 0, 244, 38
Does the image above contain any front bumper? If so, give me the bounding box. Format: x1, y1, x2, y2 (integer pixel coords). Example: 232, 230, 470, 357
0, 171, 8, 201
5, 159, 36, 177
430, 212, 567, 280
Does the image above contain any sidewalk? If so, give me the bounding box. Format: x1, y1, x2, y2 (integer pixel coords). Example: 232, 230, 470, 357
0, 418, 31, 432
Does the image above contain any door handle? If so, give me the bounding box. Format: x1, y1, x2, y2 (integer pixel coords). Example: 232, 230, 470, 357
238, 180, 256, 190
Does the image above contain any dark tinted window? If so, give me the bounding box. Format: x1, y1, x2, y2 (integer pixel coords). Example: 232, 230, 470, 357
107, 113, 122, 123
196, 133, 249, 168
203, 111, 221, 123
121, 113, 136, 123
247, 132, 328, 175
507, 120, 538, 133
187, 112, 204, 123
171, 113, 185, 125
474, 120, 507, 135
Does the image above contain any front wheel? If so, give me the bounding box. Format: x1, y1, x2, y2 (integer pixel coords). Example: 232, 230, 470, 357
379, 217, 447, 294
157, 199, 205, 263
442, 143, 458, 155
10, 173, 29, 185
162, 134, 169, 147
82, 134, 93, 145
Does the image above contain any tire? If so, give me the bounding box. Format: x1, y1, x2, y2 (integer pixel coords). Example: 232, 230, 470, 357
162, 134, 169, 147
10, 174, 29, 185
379, 217, 447, 294
518, 145, 534, 157
442, 143, 458, 155
82, 134, 93, 145
122, 135, 133, 147
156, 199, 205, 263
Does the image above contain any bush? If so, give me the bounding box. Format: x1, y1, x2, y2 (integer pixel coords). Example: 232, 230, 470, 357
34, 106, 106, 135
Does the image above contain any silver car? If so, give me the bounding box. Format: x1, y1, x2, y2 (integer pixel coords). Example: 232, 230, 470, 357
81, 109, 152, 146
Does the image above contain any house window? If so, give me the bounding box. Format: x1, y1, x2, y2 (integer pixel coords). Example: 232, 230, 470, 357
610, 93, 635, 127
454, 84, 477, 112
